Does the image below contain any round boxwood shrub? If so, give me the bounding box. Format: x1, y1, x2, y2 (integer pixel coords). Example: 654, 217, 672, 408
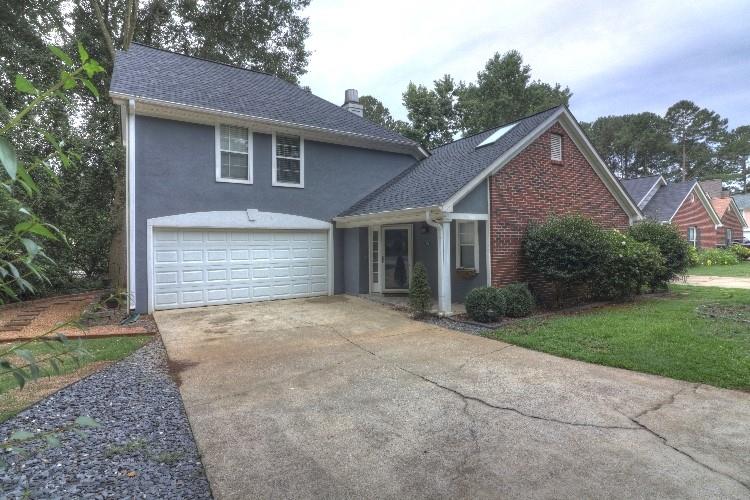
465, 287, 506, 323
628, 220, 689, 287
499, 283, 534, 317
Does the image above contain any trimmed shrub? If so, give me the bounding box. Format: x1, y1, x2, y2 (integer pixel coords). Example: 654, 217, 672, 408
523, 215, 606, 289
730, 244, 750, 261
628, 221, 690, 286
465, 287, 506, 323
409, 262, 432, 317
500, 283, 534, 317
697, 248, 739, 266
593, 230, 666, 299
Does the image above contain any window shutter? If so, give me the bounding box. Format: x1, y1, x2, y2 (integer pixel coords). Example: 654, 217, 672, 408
550, 133, 562, 162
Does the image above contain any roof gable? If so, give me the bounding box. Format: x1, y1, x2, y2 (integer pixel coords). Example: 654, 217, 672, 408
620, 175, 664, 208
712, 197, 748, 228
339, 107, 564, 217
110, 44, 418, 150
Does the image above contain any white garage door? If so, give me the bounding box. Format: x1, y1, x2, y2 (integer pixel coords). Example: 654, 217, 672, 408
152, 228, 329, 310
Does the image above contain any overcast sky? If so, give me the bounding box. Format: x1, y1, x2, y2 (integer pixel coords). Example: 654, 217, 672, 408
300, 0, 749, 128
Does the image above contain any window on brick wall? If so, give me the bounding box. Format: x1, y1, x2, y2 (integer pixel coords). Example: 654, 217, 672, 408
687, 227, 697, 247
726, 228, 733, 247
456, 221, 479, 271
550, 133, 563, 162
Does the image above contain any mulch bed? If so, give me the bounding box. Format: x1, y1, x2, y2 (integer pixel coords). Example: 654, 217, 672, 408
0, 291, 157, 343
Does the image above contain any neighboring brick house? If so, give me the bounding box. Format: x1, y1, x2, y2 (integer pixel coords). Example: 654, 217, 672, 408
711, 197, 746, 246
621, 176, 723, 248
621, 176, 748, 248
733, 192, 750, 240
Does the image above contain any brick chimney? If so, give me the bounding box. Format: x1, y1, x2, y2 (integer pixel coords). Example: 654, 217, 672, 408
341, 89, 363, 117
700, 179, 728, 199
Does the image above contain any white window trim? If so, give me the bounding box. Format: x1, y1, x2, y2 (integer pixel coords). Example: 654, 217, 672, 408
687, 226, 697, 247
726, 228, 733, 246
215, 124, 253, 184
455, 220, 480, 272
272, 132, 305, 188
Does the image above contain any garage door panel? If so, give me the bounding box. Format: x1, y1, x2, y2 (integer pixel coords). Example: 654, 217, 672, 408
153, 228, 328, 310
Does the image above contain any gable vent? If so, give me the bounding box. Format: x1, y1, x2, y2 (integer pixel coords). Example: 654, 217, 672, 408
550, 133, 562, 161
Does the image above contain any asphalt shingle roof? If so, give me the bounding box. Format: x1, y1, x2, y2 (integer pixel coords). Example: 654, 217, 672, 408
110, 43, 417, 147
733, 193, 750, 210
340, 106, 563, 216
620, 175, 662, 206
641, 181, 696, 221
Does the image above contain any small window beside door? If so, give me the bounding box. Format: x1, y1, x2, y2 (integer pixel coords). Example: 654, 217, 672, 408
273, 133, 304, 188
687, 227, 697, 247
456, 221, 479, 271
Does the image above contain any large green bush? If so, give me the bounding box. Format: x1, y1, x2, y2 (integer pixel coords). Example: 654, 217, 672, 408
697, 248, 739, 266
465, 287, 506, 323
593, 230, 666, 299
409, 262, 432, 317
523, 215, 605, 289
628, 221, 689, 285
499, 283, 534, 317
729, 244, 750, 261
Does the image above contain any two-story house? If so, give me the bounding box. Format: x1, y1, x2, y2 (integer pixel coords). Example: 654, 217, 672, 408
111, 44, 641, 315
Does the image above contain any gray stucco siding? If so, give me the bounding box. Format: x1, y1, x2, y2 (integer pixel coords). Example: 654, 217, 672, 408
453, 179, 488, 214
132, 115, 416, 312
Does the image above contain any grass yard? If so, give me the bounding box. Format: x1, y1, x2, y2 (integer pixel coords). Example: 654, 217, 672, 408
688, 261, 750, 277
0, 336, 152, 422
486, 285, 750, 390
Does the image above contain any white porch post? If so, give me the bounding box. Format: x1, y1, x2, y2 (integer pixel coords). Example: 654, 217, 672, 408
437, 221, 452, 315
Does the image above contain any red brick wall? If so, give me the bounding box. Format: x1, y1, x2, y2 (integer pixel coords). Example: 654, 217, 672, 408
671, 188, 717, 249
488, 122, 631, 289
719, 208, 744, 246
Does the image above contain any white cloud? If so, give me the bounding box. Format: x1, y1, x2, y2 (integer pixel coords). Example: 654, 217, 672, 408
300, 0, 750, 126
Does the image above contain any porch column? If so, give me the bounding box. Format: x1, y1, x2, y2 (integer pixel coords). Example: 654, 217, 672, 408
437, 221, 452, 315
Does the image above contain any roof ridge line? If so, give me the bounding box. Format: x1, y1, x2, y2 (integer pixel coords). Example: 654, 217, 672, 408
429, 105, 564, 152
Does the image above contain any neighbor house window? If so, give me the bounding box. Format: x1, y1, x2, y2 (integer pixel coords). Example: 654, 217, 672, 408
273, 133, 304, 187
456, 221, 479, 271
216, 125, 252, 183
550, 133, 563, 162
687, 227, 697, 247
726, 228, 733, 247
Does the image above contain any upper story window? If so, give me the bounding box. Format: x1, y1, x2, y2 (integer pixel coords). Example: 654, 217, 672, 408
550, 133, 563, 162
456, 220, 479, 271
687, 227, 697, 247
273, 133, 304, 188
216, 125, 252, 184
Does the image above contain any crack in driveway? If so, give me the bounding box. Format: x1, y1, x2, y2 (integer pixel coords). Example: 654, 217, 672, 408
334, 328, 750, 493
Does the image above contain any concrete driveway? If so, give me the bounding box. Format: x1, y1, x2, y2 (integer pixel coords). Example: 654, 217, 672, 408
683, 275, 750, 289
155, 296, 750, 499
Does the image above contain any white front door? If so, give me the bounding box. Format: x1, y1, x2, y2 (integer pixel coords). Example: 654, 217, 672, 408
152, 228, 328, 310
382, 225, 413, 293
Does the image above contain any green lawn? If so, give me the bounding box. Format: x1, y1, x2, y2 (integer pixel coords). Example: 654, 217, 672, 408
485, 285, 750, 390
0, 336, 152, 422
688, 261, 750, 277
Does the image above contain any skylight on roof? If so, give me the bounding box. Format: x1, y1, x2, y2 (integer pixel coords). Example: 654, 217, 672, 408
476, 123, 516, 148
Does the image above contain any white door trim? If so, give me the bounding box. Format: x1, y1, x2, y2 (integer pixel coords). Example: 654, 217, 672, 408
382, 224, 413, 293
146, 210, 332, 313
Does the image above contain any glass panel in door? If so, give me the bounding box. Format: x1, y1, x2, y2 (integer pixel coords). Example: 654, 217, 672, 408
384, 227, 410, 291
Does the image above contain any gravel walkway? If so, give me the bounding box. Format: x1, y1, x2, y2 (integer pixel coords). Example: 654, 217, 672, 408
0, 339, 212, 499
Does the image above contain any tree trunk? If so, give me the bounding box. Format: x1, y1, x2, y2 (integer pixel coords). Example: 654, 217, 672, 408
108, 170, 127, 290
681, 142, 687, 181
